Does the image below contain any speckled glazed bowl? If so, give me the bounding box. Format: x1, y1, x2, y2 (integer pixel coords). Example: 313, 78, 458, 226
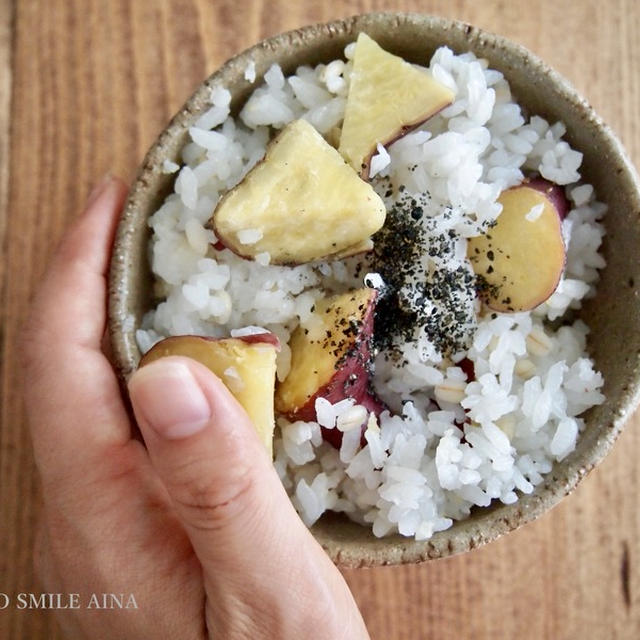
109, 12, 640, 567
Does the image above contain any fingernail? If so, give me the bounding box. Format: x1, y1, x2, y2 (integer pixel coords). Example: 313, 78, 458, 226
129, 360, 212, 439
86, 173, 113, 208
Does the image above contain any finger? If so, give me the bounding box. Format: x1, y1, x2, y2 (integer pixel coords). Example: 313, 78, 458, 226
128, 356, 294, 564
37, 174, 126, 348
23, 176, 132, 484
128, 356, 370, 638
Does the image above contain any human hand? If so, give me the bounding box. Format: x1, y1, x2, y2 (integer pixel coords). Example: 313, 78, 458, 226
23, 176, 370, 640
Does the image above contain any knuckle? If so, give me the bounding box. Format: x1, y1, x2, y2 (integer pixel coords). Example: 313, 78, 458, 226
167, 458, 256, 532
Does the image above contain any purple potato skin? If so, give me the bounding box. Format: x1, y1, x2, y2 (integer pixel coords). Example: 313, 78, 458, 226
234, 332, 281, 349
140, 333, 281, 367
358, 102, 451, 180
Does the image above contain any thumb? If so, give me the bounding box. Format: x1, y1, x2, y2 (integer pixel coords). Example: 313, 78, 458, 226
128, 355, 299, 563
128, 355, 369, 638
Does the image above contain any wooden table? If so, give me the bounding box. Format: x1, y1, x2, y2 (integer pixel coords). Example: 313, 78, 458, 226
1, 1, 638, 638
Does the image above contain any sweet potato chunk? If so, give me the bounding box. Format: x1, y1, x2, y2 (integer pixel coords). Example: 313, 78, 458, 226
140, 334, 279, 456
212, 119, 386, 264
275, 289, 377, 421
468, 184, 566, 312
339, 33, 454, 177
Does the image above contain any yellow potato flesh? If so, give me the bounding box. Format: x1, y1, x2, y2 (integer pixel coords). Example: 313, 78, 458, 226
339, 33, 454, 175
212, 119, 386, 264
140, 336, 278, 456
468, 186, 565, 312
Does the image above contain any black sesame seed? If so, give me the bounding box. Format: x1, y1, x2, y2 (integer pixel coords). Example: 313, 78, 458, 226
370, 190, 476, 358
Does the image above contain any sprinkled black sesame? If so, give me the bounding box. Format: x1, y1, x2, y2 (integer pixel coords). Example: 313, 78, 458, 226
370, 190, 476, 359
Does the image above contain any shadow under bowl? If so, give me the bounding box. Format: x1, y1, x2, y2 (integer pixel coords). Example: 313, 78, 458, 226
108, 12, 640, 567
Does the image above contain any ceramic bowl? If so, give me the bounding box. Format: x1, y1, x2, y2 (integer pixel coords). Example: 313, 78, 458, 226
108, 12, 640, 567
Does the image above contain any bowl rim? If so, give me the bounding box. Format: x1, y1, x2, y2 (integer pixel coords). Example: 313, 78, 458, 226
109, 11, 640, 567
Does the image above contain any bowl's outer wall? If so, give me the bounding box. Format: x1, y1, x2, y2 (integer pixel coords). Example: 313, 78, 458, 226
109, 12, 640, 567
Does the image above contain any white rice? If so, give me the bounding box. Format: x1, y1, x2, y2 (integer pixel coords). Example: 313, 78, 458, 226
138, 42, 606, 540
369, 143, 391, 178
525, 203, 545, 222
162, 159, 180, 174
244, 61, 256, 83
236, 228, 263, 245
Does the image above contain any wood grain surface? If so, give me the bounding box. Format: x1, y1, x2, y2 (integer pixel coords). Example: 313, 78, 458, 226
1, 1, 639, 638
